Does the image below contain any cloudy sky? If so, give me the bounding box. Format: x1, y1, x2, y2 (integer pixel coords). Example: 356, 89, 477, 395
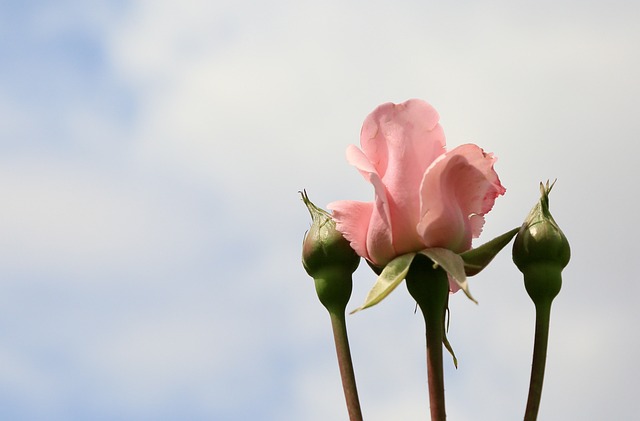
1, 0, 638, 419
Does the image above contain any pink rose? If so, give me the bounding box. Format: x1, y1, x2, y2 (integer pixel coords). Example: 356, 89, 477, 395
328, 99, 505, 268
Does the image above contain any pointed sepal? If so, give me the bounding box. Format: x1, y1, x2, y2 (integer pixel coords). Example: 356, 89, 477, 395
460, 227, 519, 276
351, 252, 417, 313
443, 328, 458, 368
420, 248, 476, 304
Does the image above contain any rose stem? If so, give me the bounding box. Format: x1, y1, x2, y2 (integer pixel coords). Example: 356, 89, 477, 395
406, 255, 449, 421
327, 308, 363, 421
524, 298, 553, 421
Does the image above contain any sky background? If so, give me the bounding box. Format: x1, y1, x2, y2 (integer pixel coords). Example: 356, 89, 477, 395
1, 0, 639, 420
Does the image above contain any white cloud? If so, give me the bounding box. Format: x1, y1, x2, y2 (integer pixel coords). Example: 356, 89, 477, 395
0, 157, 209, 282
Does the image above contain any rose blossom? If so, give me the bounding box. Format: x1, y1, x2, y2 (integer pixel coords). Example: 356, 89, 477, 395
328, 99, 505, 268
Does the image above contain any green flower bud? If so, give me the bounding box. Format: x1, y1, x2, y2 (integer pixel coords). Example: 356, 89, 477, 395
301, 191, 360, 312
513, 181, 570, 303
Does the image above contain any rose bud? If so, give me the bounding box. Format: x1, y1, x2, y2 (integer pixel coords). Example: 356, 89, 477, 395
513, 181, 570, 303
301, 191, 360, 312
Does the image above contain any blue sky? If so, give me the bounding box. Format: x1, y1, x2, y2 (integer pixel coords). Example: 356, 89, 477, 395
1, 0, 639, 419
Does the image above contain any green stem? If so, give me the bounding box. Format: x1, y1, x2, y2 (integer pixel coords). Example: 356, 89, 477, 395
524, 299, 552, 421
406, 256, 449, 421
328, 309, 363, 421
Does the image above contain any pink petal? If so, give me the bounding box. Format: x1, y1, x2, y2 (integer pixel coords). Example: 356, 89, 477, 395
418, 144, 505, 253
344, 145, 396, 264
360, 99, 446, 195
346, 145, 390, 224
327, 200, 374, 262
346, 144, 377, 182
356, 99, 447, 261
365, 199, 398, 266
329, 197, 397, 266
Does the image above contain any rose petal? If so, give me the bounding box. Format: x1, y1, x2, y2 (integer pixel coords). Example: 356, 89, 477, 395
329, 194, 397, 267
346, 144, 377, 182
328, 200, 374, 262
361, 99, 446, 197
346, 145, 390, 223
357, 99, 447, 262
365, 199, 397, 266
344, 145, 396, 264
418, 144, 505, 253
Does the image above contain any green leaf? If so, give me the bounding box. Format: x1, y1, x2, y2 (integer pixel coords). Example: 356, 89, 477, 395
420, 248, 476, 303
460, 227, 519, 276
351, 252, 417, 313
